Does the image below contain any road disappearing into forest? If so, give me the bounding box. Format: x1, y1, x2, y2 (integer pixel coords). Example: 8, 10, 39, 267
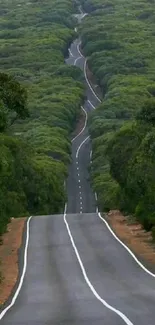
1, 10, 155, 325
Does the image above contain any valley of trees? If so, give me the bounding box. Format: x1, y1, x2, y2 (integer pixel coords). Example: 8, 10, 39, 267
0, 0, 84, 235
80, 0, 155, 237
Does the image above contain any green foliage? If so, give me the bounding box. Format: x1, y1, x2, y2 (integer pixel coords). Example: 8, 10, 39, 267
0, 72, 28, 130
136, 98, 155, 124
0, 0, 85, 236
81, 0, 155, 233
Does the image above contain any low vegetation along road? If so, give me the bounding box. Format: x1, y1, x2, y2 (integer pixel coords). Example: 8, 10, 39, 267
1, 11, 155, 325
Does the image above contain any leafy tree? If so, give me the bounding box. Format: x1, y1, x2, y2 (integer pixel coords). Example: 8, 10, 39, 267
0, 73, 28, 129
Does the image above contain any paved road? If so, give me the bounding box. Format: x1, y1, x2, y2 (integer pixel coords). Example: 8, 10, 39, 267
1, 11, 155, 325
1, 214, 155, 325
66, 35, 100, 214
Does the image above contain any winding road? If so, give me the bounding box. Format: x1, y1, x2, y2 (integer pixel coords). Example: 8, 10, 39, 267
1, 10, 155, 325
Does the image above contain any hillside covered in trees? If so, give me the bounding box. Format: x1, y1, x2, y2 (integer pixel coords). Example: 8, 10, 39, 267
0, 0, 84, 235
79, 0, 155, 236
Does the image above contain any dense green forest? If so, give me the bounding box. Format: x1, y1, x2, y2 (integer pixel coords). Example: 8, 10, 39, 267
79, 0, 155, 236
0, 0, 85, 234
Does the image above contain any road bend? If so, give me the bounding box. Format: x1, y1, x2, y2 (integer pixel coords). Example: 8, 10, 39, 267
1, 10, 155, 325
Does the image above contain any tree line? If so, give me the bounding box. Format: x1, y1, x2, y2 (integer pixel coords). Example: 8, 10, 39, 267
79, 0, 155, 238
0, 0, 84, 235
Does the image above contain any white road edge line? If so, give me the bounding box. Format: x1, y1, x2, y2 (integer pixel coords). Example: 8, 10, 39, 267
79, 6, 83, 15
0, 217, 32, 320
76, 23, 155, 279
72, 106, 87, 142
74, 56, 82, 66
69, 49, 73, 57
84, 60, 101, 103
63, 207, 133, 325
98, 212, 155, 277
69, 20, 155, 282
76, 136, 90, 159
88, 99, 96, 109
77, 42, 84, 58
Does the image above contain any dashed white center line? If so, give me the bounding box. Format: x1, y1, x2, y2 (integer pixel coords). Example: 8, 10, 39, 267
78, 179, 81, 183
80, 202, 82, 205
78, 173, 80, 177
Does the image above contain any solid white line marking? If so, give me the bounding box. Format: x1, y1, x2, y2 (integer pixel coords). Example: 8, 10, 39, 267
79, 6, 83, 14
64, 203, 67, 215
88, 100, 96, 109
84, 60, 101, 103
98, 212, 155, 278
0, 217, 32, 320
72, 106, 88, 142
69, 49, 73, 57
82, 13, 87, 18
64, 211, 133, 325
77, 42, 84, 57
74, 56, 82, 66
76, 136, 90, 159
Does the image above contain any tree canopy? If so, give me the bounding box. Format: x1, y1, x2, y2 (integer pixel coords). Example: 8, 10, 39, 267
0, 0, 84, 235
80, 0, 155, 237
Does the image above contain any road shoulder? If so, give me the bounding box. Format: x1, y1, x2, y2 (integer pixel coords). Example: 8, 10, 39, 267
106, 210, 155, 272
0, 218, 26, 306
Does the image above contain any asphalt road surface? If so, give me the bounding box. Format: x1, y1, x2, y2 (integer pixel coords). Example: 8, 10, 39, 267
1, 11, 155, 325
66, 35, 100, 214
